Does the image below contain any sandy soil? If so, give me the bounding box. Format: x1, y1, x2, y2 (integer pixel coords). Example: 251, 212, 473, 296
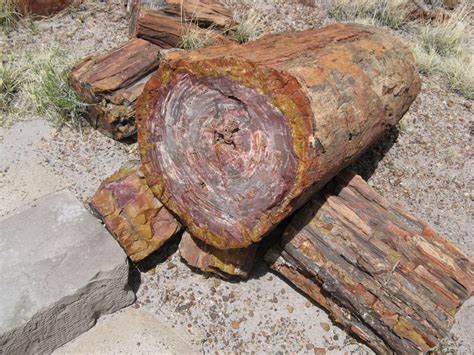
2, 0, 473, 353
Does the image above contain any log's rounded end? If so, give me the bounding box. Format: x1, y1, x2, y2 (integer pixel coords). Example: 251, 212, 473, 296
138, 58, 313, 249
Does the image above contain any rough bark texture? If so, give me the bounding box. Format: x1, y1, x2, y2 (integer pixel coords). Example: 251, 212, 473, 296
70, 38, 161, 140
162, 0, 235, 30
90, 161, 181, 262
179, 232, 257, 279
265, 170, 474, 354
131, 9, 183, 47
17, 0, 76, 17
130, 8, 232, 48
137, 23, 421, 250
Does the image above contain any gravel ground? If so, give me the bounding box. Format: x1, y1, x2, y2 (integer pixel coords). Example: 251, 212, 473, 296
2, 0, 473, 353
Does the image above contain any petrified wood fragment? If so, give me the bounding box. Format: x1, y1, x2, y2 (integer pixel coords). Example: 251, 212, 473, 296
265, 171, 473, 354
137, 23, 421, 249
17, 0, 76, 17
90, 162, 181, 262
162, 0, 235, 30
70, 38, 160, 140
130, 9, 231, 48
131, 9, 183, 48
179, 232, 257, 279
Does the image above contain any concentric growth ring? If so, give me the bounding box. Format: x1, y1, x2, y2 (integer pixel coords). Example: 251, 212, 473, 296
142, 69, 298, 248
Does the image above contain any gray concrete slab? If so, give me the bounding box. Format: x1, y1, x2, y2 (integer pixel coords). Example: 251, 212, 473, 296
0, 190, 135, 354
0, 121, 68, 217
55, 307, 199, 355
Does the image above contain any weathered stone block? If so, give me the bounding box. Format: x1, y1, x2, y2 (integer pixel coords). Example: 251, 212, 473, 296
0, 190, 134, 354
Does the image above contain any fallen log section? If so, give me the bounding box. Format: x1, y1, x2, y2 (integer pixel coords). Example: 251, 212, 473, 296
17, 0, 76, 16
161, 0, 235, 30
70, 38, 161, 140
265, 171, 474, 353
90, 162, 181, 262
137, 23, 421, 250
131, 8, 232, 48
179, 232, 257, 279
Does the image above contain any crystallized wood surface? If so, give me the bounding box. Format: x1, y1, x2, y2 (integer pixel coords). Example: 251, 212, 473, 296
70, 38, 160, 140
90, 162, 181, 262
179, 232, 257, 279
17, 0, 76, 16
137, 23, 421, 249
265, 171, 473, 354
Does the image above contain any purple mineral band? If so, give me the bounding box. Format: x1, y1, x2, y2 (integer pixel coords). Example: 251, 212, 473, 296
145, 72, 298, 244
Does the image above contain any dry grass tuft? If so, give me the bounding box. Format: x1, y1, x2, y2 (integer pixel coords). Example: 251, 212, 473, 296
233, 10, 264, 43
0, 58, 22, 126
444, 55, 474, 99
411, 3, 472, 99
0, 0, 19, 32
23, 50, 87, 128
326, 0, 473, 99
326, 0, 410, 29
415, 5, 467, 57
180, 25, 216, 49
411, 42, 441, 75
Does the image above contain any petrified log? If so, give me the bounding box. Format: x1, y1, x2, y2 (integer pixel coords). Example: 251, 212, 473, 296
17, 0, 76, 17
70, 38, 160, 140
162, 0, 235, 30
90, 162, 181, 262
129, 0, 234, 37
179, 232, 257, 279
131, 9, 183, 48
265, 170, 473, 354
137, 23, 421, 249
131, 8, 231, 48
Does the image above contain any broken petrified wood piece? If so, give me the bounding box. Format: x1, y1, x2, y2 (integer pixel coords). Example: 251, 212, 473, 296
137, 23, 421, 250
129, 0, 234, 31
90, 162, 181, 262
161, 0, 235, 30
265, 171, 473, 354
130, 8, 232, 48
17, 0, 77, 16
70, 38, 160, 140
179, 232, 257, 279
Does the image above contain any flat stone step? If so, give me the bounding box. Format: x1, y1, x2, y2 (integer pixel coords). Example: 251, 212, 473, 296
0, 190, 135, 354
55, 307, 199, 354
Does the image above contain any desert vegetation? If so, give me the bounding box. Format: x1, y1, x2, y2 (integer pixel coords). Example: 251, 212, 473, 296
325, 0, 473, 99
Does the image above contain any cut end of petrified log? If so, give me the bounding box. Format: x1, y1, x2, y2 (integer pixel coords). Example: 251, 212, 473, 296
90, 161, 181, 262
138, 58, 310, 250
179, 231, 257, 279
